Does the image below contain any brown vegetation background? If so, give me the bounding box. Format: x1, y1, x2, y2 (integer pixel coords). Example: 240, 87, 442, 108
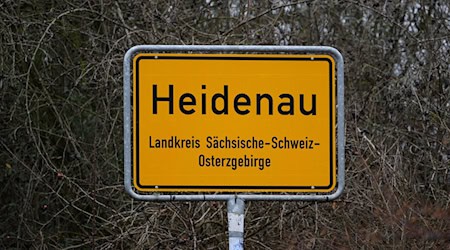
1, 0, 449, 249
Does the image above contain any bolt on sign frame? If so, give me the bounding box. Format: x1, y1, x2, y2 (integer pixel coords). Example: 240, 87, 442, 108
123, 45, 345, 202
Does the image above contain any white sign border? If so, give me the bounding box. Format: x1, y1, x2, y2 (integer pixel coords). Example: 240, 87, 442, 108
124, 45, 345, 201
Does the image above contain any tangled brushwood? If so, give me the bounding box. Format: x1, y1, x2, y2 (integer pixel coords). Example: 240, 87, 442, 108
0, 1, 449, 249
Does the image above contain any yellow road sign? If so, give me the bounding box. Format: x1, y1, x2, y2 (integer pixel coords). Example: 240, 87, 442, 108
133, 53, 336, 192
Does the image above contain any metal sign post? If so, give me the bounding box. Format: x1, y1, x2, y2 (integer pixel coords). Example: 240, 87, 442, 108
228, 198, 245, 250
123, 45, 345, 249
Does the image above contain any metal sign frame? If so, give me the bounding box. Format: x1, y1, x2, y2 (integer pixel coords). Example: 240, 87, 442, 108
123, 45, 345, 201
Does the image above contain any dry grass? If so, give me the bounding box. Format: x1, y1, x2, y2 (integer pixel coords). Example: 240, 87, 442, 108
1, 0, 449, 249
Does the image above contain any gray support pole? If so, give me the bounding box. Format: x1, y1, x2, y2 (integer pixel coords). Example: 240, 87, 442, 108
227, 198, 245, 250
